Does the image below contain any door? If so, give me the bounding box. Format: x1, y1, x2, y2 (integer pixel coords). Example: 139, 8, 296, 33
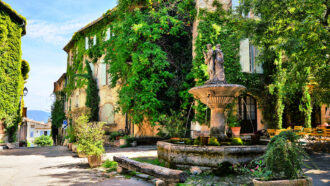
238, 95, 257, 133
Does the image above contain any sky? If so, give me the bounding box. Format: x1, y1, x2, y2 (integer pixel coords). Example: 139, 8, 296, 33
5, 0, 117, 112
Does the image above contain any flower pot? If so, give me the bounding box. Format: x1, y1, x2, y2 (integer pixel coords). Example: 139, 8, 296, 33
252, 177, 312, 186
231, 127, 241, 137
119, 139, 127, 146
88, 155, 102, 168
68, 143, 72, 150
200, 136, 209, 146
72, 143, 77, 153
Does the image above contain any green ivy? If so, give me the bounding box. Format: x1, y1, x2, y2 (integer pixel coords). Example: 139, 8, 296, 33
104, 0, 196, 125
51, 91, 66, 142
0, 7, 26, 142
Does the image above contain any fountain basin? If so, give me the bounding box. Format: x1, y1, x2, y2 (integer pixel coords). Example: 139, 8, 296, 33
188, 84, 246, 108
157, 141, 266, 168
189, 84, 246, 138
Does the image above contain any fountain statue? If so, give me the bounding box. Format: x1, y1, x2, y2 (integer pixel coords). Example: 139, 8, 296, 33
189, 44, 246, 139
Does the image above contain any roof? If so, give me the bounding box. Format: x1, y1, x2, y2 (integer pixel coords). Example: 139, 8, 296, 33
23, 118, 51, 127
0, 1, 26, 35
53, 73, 66, 93
63, 15, 105, 52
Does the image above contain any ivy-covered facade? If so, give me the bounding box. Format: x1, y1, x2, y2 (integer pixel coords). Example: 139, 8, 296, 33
62, 12, 158, 136
0, 0, 27, 142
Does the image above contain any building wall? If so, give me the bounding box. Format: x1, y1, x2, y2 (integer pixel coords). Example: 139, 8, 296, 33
26, 121, 51, 145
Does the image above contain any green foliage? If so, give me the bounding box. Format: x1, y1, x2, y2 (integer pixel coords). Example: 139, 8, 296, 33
132, 157, 165, 167
105, 0, 196, 126
102, 159, 118, 172
157, 110, 187, 138
84, 60, 100, 121
0, 6, 25, 141
108, 131, 121, 141
226, 103, 241, 127
21, 59, 29, 80
66, 124, 76, 143
75, 115, 105, 156
208, 137, 220, 146
263, 131, 308, 180
240, 0, 329, 128
34, 135, 53, 147
231, 137, 243, 145
51, 91, 66, 142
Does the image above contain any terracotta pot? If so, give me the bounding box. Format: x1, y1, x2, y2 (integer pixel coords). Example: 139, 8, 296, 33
88, 155, 102, 168
119, 139, 127, 146
72, 144, 77, 153
231, 127, 241, 137
68, 143, 72, 150
200, 137, 209, 146
253, 177, 312, 186
77, 151, 87, 158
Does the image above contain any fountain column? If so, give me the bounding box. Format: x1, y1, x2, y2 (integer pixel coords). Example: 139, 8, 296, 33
210, 108, 226, 138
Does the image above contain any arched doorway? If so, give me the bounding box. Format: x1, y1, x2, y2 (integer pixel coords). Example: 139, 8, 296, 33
238, 95, 257, 133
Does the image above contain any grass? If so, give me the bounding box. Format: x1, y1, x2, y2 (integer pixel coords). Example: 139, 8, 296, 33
131, 157, 165, 167
124, 171, 137, 179
102, 159, 118, 172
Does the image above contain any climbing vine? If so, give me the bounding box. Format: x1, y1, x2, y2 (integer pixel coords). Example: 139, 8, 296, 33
104, 0, 196, 126
0, 4, 26, 142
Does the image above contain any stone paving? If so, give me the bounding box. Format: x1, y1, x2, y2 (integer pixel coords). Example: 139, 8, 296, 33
0, 146, 156, 186
0, 145, 328, 186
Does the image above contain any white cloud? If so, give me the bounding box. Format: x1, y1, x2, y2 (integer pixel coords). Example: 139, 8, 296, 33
26, 19, 86, 46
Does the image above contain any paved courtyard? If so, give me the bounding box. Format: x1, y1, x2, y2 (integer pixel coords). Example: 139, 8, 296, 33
0, 146, 329, 186
0, 146, 156, 186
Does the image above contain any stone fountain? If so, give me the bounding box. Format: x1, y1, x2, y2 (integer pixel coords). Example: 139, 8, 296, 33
189, 44, 246, 139
157, 44, 266, 169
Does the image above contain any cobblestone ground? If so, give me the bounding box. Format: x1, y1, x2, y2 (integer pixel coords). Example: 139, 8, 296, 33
0, 146, 156, 186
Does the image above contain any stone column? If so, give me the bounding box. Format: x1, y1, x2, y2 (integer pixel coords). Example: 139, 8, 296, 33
210, 107, 226, 138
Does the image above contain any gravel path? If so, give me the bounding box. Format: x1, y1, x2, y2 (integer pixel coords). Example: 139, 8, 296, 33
0, 146, 156, 186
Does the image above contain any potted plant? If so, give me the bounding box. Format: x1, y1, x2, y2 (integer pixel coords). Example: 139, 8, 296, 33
66, 125, 76, 150
227, 113, 241, 137
75, 115, 105, 168
252, 131, 313, 186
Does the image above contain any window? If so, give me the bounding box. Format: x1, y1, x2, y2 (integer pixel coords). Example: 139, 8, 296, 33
106, 64, 111, 85
30, 131, 34, 137
89, 62, 94, 75
100, 61, 107, 86
31, 125, 35, 128
238, 95, 257, 133
239, 39, 263, 73
99, 104, 115, 124
85, 37, 89, 50
44, 131, 48, 136
93, 35, 97, 45
106, 28, 111, 40
75, 92, 79, 107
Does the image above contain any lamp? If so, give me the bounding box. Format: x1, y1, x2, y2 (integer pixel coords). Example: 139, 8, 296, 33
23, 87, 28, 96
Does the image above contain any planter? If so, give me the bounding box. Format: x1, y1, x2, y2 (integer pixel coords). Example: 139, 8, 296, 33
88, 155, 102, 168
68, 143, 72, 150
72, 143, 77, 153
231, 127, 241, 137
200, 136, 209, 146
252, 177, 313, 186
119, 139, 127, 146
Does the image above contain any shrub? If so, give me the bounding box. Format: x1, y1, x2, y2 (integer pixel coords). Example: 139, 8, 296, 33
208, 137, 220, 146
34, 135, 53, 147
102, 159, 118, 172
67, 124, 76, 143
109, 131, 120, 141
75, 115, 105, 157
263, 131, 308, 180
231, 138, 243, 145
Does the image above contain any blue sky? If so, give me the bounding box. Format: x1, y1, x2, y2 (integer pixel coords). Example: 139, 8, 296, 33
5, 0, 117, 112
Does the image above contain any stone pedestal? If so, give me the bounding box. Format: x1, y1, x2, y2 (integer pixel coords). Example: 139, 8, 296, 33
189, 84, 245, 138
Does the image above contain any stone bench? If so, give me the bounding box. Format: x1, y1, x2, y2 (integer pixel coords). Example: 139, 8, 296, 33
113, 156, 188, 185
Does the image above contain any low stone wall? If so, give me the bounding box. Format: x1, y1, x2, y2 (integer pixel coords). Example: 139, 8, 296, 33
157, 141, 266, 168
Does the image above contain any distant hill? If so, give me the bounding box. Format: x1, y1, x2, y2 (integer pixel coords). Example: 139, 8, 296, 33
27, 110, 51, 123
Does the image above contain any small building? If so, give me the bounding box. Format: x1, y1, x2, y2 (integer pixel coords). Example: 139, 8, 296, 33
23, 118, 51, 146
62, 12, 158, 136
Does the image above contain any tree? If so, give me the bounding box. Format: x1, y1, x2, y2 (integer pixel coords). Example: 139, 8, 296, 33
240, 0, 329, 128
51, 91, 66, 143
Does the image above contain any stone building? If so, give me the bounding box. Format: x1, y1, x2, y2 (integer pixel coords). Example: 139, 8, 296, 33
62, 13, 158, 136
0, 1, 26, 142
191, 0, 327, 137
